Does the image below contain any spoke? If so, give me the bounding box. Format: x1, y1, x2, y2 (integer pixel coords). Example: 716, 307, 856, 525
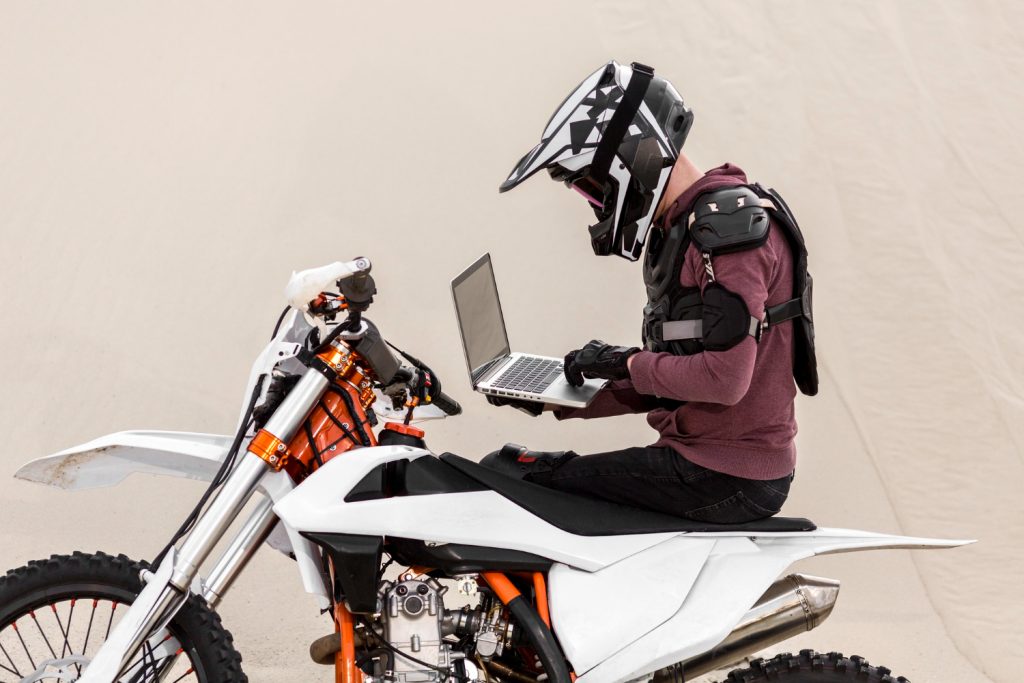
11, 622, 37, 671
49, 604, 72, 660
139, 641, 154, 683
29, 611, 59, 660
122, 634, 172, 683
105, 601, 119, 640
0, 661, 23, 677
47, 601, 83, 679
158, 648, 187, 683
0, 634, 24, 677
61, 600, 77, 658
141, 639, 160, 683
169, 666, 195, 683
82, 600, 99, 657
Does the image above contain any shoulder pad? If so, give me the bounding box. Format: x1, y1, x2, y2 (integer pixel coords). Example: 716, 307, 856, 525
689, 185, 771, 254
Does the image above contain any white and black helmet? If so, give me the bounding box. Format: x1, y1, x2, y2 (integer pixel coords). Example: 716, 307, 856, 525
500, 61, 693, 261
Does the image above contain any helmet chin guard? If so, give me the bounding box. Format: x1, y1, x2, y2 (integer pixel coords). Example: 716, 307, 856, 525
500, 60, 693, 261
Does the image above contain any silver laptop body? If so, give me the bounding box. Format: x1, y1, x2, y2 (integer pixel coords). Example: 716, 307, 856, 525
451, 253, 607, 408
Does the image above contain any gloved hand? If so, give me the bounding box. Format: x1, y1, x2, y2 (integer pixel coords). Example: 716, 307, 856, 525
486, 395, 545, 417
564, 340, 640, 387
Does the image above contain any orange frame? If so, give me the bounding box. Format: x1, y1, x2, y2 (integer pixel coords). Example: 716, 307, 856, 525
334, 602, 360, 683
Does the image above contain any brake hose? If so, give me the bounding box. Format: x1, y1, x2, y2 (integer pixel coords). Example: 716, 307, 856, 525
151, 372, 265, 567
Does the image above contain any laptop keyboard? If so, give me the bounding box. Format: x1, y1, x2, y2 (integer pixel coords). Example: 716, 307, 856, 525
491, 357, 563, 394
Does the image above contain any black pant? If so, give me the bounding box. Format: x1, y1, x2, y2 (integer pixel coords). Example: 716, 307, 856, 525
526, 446, 792, 524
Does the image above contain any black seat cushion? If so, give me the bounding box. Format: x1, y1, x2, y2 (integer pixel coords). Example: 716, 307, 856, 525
440, 453, 815, 537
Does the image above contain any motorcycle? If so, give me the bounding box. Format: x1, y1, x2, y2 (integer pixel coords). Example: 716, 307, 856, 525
0, 257, 971, 683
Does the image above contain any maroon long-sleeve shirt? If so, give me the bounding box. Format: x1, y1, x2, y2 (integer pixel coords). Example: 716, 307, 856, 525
559, 164, 798, 480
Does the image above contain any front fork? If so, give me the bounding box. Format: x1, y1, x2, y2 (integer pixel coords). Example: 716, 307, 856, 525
79, 364, 334, 682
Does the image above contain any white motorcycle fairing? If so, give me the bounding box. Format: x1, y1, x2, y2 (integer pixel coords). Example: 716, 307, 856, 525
273, 446, 973, 683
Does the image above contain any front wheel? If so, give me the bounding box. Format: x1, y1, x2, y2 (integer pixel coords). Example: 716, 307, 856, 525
717, 651, 909, 682
0, 552, 246, 682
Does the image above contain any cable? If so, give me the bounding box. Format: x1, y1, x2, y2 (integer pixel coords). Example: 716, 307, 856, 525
303, 419, 324, 468
151, 370, 265, 567
324, 385, 373, 446
270, 306, 291, 339
386, 340, 444, 403
317, 311, 362, 353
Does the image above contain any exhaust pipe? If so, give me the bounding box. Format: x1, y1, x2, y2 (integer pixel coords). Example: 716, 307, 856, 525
655, 573, 840, 682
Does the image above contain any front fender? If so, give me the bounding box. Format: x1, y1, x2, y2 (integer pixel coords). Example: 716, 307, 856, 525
15, 430, 231, 490
15, 429, 331, 608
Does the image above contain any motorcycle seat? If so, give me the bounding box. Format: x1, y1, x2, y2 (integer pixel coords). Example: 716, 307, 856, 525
439, 453, 815, 537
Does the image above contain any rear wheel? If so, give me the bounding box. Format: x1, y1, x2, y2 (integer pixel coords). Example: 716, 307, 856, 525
716, 651, 909, 682
0, 551, 245, 682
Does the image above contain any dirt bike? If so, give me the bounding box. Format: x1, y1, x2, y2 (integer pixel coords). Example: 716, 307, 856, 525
0, 258, 970, 683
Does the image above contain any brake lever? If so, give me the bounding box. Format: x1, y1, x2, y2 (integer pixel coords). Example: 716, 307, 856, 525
307, 293, 347, 321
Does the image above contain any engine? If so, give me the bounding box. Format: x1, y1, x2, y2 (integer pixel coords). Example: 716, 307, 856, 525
373, 574, 516, 683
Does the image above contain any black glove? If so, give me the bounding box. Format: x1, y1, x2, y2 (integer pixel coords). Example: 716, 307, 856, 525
564, 340, 640, 387
486, 395, 545, 417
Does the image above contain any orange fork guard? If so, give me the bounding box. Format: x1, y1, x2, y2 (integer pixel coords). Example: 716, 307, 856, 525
334, 602, 360, 683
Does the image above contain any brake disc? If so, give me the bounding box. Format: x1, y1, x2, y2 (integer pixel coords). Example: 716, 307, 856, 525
18, 655, 90, 682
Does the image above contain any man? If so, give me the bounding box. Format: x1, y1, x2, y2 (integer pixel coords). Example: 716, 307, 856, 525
485, 61, 817, 524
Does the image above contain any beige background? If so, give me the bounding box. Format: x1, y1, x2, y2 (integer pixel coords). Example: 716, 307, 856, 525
1, 1, 1021, 681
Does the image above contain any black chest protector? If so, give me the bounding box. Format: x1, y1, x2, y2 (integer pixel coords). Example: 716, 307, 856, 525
641, 184, 818, 396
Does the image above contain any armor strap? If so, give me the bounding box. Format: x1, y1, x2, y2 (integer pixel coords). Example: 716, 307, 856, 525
658, 294, 806, 344
765, 297, 806, 326
660, 316, 762, 343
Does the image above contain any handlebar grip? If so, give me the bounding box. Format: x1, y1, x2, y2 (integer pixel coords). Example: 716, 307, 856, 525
432, 391, 462, 416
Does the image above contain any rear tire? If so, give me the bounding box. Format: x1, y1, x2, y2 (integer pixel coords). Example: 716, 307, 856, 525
0, 551, 246, 682
717, 650, 909, 682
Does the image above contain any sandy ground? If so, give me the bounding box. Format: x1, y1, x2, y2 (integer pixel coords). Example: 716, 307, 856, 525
1, 1, 1021, 681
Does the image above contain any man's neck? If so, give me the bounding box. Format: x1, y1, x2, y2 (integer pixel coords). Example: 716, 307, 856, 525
655, 154, 704, 221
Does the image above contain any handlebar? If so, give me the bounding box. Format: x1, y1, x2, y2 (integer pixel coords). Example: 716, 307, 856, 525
389, 367, 462, 416
431, 391, 463, 416
290, 259, 460, 417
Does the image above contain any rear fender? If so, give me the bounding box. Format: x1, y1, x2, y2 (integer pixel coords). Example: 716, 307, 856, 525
573, 530, 974, 683
14, 430, 331, 608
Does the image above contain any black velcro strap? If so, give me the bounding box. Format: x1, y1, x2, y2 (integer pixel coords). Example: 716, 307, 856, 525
589, 62, 654, 185
765, 297, 804, 326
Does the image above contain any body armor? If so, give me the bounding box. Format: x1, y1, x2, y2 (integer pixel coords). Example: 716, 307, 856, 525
641, 184, 818, 396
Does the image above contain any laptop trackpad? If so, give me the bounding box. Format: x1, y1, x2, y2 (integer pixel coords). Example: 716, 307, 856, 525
543, 377, 607, 408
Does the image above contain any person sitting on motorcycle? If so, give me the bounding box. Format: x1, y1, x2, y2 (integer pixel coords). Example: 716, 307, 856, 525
485, 61, 818, 524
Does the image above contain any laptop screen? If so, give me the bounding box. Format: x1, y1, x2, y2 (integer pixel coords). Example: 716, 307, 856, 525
451, 253, 511, 382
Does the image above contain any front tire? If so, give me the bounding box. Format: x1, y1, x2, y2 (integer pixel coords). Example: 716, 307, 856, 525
717, 651, 909, 682
0, 551, 246, 682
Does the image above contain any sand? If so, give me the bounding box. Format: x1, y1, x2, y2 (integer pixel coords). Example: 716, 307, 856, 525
0, 1, 1020, 680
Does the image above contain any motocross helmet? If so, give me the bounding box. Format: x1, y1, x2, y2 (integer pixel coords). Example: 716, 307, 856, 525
500, 61, 693, 261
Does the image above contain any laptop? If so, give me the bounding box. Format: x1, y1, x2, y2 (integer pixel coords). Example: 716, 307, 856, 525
451, 253, 607, 408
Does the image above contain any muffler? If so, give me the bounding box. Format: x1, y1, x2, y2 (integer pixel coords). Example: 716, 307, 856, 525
655, 573, 840, 682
